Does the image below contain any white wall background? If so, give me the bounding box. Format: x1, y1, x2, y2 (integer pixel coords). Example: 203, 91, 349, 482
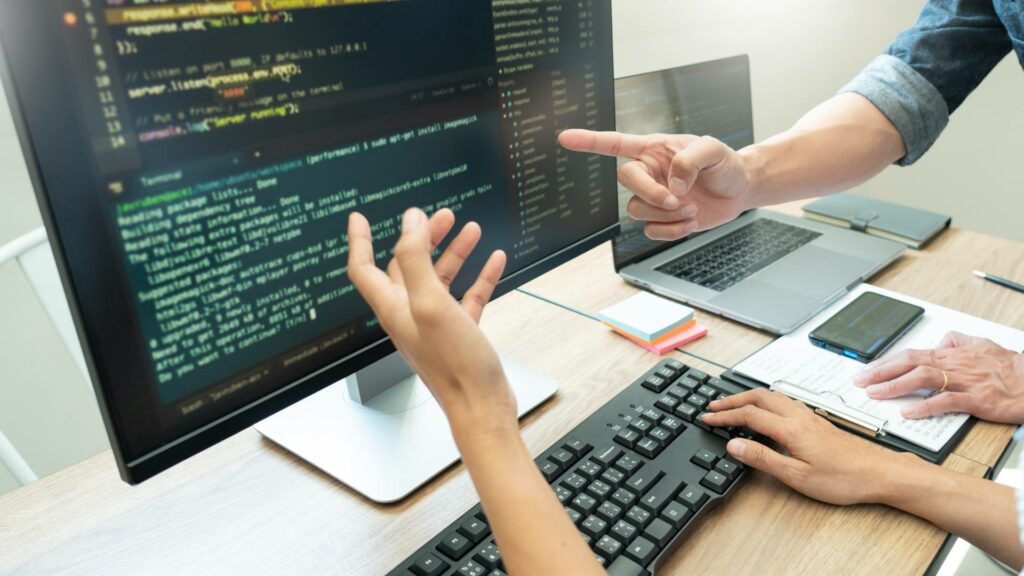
1, 0, 1022, 492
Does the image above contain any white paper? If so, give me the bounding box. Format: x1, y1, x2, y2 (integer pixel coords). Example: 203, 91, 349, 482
735, 284, 1024, 452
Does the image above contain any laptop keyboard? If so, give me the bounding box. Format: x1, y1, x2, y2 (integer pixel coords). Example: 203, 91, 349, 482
656, 219, 821, 292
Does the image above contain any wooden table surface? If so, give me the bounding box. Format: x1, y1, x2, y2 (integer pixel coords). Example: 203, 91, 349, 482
1, 202, 1022, 575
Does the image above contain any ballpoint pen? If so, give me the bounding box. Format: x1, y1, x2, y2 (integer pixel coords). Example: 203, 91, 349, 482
974, 271, 1024, 295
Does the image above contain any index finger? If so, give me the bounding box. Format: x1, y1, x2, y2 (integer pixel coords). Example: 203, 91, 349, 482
346, 212, 394, 310
558, 129, 648, 159
709, 388, 804, 418
701, 404, 793, 445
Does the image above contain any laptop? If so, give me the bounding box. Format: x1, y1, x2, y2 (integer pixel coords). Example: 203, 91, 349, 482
613, 56, 904, 334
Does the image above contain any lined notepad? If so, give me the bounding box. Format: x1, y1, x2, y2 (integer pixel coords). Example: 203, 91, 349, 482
735, 284, 1024, 452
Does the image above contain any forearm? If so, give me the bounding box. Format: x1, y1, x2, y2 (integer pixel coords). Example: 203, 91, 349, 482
878, 453, 1023, 570
739, 93, 906, 207
451, 417, 603, 576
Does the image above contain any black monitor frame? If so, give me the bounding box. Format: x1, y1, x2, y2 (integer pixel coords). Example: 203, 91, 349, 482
0, 1, 617, 484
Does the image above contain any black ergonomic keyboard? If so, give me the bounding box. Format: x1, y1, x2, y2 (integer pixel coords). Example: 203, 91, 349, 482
656, 218, 821, 292
388, 359, 757, 576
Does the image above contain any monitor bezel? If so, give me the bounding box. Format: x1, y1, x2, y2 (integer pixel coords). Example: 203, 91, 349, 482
0, 0, 618, 484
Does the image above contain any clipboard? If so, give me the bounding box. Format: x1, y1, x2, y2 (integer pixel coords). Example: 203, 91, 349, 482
719, 370, 976, 465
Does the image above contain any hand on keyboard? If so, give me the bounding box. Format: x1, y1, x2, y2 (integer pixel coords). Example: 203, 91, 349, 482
704, 389, 905, 506
347, 208, 517, 432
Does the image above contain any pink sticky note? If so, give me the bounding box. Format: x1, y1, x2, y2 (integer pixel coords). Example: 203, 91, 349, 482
613, 322, 708, 355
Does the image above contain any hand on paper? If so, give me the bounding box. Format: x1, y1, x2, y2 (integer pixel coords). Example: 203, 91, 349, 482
853, 331, 1024, 424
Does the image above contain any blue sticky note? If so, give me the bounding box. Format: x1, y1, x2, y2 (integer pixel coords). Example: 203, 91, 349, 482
597, 292, 695, 342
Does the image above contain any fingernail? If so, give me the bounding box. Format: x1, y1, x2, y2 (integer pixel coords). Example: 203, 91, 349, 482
681, 205, 698, 219
662, 194, 680, 210
866, 384, 883, 397
901, 405, 919, 418
852, 372, 868, 386
402, 209, 424, 233
670, 177, 687, 195
727, 438, 747, 459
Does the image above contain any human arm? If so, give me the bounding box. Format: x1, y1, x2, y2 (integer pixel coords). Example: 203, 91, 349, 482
702, 389, 1024, 570
558, 0, 1012, 241
346, 208, 603, 576
852, 331, 1024, 423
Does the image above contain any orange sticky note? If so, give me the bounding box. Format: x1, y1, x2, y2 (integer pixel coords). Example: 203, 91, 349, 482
609, 322, 708, 355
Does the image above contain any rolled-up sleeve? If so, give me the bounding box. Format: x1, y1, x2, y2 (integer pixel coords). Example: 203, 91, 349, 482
839, 0, 1013, 166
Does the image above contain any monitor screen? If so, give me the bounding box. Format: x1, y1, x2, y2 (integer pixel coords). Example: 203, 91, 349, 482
612, 55, 754, 269
0, 0, 616, 481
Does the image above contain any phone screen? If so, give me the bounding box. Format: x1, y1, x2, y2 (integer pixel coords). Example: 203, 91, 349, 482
810, 293, 924, 361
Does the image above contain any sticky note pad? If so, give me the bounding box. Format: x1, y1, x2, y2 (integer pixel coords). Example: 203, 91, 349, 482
597, 292, 695, 342
610, 322, 709, 355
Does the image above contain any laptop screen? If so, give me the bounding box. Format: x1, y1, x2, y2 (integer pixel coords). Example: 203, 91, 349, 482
612, 55, 754, 270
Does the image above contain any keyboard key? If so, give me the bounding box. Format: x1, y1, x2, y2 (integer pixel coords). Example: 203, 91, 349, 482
437, 532, 473, 560
611, 519, 638, 542
595, 553, 607, 567
614, 453, 642, 475
554, 485, 574, 503
571, 493, 599, 516
648, 427, 672, 444
576, 460, 602, 481
586, 480, 613, 500
614, 429, 641, 449
625, 465, 664, 496
626, 506, 652, 530
659, 416, 685, 436
488, 570, 507, 576
642, 375, 668, 393
643, 517, 676, 547
600, 467, 625, 488
595, 534, 624, 560
565, 506, 582, 525
606, 556, 648, 576
628, 418, 653, 435
691, 449, 718, 470
694, 412, 711, 431
675, 376, 701, 391
664, 359, 685, 372
678, 486, 709, 511
687, 369, 709, 383
548, 448, 577, 469
563, 437, 593, 459
611, 487, 637, 508
635, 437, 662, 459
456, 559, 485, 576
473, 543, 501, 570
660, 501, 692, 529
715, 457, 743, 479
538, 460, 561, 482
654, 367, 676, 381
641, 408, 663, 424
654, 395, 679, 414
581, 514, 609, 540
700, 470, 731, 494
561, 473, 587, 492
458, 518, 490, 544
596, 500, 624, 523
624, 536, 659, 566
686, 394, 709, 410
638, 476, 684, 515
674, 403, 698, 421
666, 385, 689, 401
411, 552, 449, 576
592, 445, 623, 467
697, 385, 719, 399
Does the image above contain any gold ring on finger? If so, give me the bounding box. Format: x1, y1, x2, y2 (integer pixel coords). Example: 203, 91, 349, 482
938, 370, 949, 393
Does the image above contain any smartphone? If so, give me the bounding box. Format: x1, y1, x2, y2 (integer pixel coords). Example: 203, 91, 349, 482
809, 292, 925, 363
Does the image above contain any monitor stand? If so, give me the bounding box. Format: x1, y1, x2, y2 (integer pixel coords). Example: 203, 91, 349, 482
255, 351, 558, 503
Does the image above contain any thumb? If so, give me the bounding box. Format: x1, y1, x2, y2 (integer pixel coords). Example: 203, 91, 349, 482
668, 136, 731, 196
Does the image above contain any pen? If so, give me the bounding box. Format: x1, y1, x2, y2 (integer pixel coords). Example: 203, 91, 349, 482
974, 270, 1024, 295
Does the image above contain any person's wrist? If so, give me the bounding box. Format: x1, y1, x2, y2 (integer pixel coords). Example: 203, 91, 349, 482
737, 145, 768, 209
869, 450, 933, 507
444, 377, 519, 447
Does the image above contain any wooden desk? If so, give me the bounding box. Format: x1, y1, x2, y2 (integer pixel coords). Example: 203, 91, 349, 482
0, 207, 1020, 575
522, 201, 1024, 470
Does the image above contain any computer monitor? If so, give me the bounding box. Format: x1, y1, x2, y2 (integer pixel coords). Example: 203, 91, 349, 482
612, 55, 754, 268
0, 0, 617, 501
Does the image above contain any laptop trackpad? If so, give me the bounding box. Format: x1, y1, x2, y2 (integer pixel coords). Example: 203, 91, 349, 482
752, 245, 869, 300
710, 280, 821, 332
